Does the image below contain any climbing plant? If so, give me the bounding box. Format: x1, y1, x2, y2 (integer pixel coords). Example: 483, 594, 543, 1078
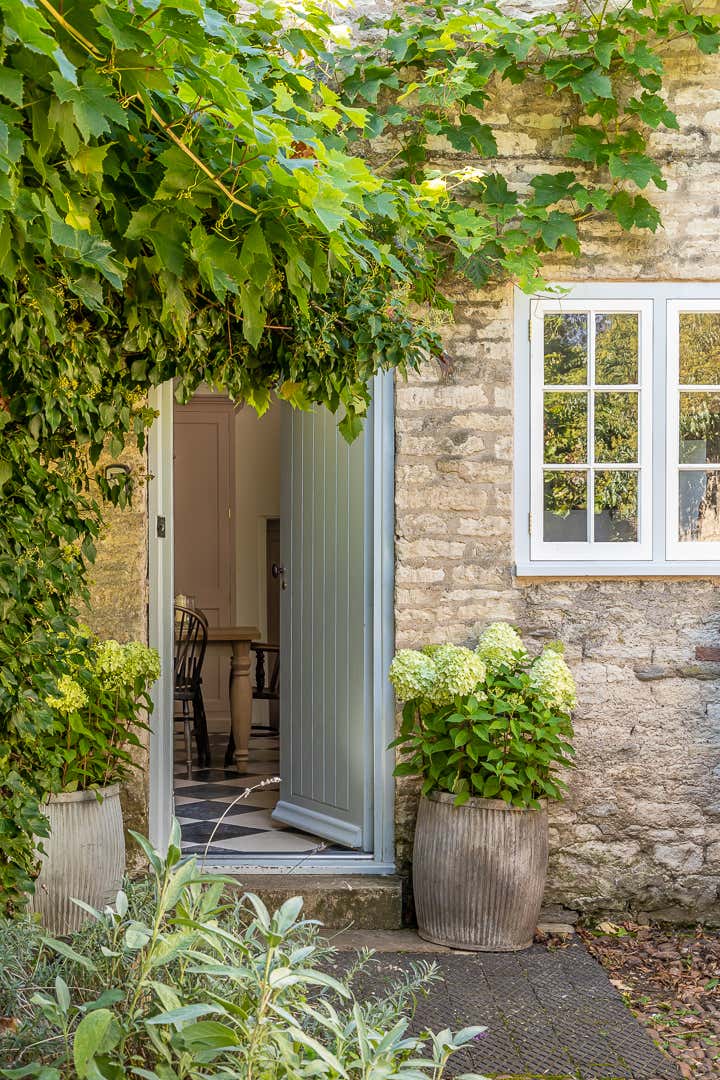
1, 0, 719, 913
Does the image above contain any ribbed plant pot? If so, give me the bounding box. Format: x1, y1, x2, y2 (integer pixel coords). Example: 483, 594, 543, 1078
29, 784, 125, 935
412, 791, 548, 952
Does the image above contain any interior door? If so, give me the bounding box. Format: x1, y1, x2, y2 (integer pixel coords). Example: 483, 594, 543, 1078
173, 396, 235, 714
272, 405, 369, 849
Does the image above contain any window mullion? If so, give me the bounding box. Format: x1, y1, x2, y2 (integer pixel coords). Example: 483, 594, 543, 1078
588, 310, 596, 543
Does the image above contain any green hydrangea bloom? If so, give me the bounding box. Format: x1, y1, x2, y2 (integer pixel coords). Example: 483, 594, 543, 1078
430, 644, 486, 705
46, 675, 88, 716
95, 639, 161, 692
529, 643, 576, 712
476, 621, 527, 671
389, 649, 437, 702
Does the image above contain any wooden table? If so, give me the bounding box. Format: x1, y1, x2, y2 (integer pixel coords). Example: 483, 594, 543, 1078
207, 626, 260, 766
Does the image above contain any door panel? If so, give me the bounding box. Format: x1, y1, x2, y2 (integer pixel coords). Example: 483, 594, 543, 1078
173, 398, 235, 713
272, 405, 368, 849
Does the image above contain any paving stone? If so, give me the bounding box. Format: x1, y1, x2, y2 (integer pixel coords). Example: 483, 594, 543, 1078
328, 938, 679, 1079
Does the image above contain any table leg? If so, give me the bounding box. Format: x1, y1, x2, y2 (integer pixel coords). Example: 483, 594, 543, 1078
229, 639, 253, 766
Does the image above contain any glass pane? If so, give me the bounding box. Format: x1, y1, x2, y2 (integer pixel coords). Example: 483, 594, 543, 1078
679, 312, 720, 384
679, 392, 720, 464
544, 392, 587, 464
543, 472, 587, 542
595, 313, 639, 384
544, 313, 587, 385
679, 471, 720, 542
594, 471, 639, 542
594, 392, 638, 464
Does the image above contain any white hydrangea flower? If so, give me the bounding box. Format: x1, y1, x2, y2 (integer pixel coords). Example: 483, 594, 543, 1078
430, 644, 486, 705
529, 644, 576, 712
96, 639, 161, 692
476, 621, 527, 671
46, 675, 88, 716
389, 649, 437, 702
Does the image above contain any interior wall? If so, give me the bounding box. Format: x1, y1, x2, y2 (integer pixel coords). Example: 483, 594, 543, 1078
233, 402, 282, 636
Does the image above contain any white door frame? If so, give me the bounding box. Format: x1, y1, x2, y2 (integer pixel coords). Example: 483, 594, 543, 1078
147, 375, 397, 873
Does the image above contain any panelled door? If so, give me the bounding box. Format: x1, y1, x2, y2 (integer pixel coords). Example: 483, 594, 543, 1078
173, 396, 235, 713
272, 404, 370, 849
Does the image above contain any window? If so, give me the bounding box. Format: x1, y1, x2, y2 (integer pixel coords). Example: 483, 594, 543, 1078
515, 285, 720, 575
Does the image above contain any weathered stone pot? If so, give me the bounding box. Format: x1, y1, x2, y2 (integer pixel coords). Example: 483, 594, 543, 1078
412, 791, 548, 951
29, 785, 125, 935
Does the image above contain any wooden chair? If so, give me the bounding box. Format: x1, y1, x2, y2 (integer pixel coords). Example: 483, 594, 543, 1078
174, 605, 211, 778
224, 642, 279, 765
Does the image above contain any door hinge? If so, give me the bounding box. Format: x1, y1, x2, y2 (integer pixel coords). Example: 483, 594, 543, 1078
528, 319, 532, 342
528, 512, 532, 535
156, 515, 166, 538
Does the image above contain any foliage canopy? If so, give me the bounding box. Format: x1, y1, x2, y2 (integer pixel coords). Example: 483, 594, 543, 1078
1, 0, 719, 911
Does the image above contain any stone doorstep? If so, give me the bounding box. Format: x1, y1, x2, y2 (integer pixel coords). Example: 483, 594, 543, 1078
226, 874, 404, 930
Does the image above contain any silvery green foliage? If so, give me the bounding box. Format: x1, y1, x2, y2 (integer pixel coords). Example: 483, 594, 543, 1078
0, 823, 488, 1080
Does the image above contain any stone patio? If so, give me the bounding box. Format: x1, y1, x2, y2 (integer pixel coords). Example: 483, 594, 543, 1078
324, 932, 679, 1080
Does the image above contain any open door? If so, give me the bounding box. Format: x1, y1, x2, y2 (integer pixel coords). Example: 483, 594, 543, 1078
272, 404, 369, 849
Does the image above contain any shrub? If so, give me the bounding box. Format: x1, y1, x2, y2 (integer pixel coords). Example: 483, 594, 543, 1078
43, 629, 160, 793
389, 624, 576, 809
0, 824, 487, 1079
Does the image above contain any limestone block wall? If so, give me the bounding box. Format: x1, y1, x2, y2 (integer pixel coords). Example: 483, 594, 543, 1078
85, 445, 149, 844
394, 42, 720, 922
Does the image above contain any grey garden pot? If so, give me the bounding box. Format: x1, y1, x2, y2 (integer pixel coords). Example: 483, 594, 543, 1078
29, 784, 125, 935
412, 791, 548, 952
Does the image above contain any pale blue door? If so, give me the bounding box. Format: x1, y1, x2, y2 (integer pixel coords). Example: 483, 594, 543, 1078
271, 403, 369, 849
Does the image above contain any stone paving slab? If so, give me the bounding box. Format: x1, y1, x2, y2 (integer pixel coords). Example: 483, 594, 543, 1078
324, 937, 679, 1080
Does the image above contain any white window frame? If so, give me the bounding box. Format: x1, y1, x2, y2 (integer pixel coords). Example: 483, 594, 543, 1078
529, 296, 653, 562
515, 283, 720, 577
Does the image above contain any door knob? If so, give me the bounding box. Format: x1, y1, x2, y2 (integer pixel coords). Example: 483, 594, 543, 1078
272, 563, 287, 590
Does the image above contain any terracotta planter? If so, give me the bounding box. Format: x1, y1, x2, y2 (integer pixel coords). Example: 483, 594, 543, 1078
412, 791, 548, 951
29, 784, 125, 935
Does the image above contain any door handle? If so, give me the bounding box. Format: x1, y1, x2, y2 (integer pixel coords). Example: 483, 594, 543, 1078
272, 563, 287, 590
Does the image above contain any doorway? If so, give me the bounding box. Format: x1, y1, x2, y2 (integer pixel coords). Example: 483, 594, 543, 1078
148, 377, 396, 870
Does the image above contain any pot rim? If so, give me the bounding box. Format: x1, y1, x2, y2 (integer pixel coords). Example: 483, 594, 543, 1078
425, 790, 547, 814
43, 783, 121, 805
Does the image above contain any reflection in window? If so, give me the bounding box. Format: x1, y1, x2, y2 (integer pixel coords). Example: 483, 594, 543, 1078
543, 392, 587, 464
595, 313, 639, 384
679, 313, 720, 384
594, 471, 638, 542
679, 471, 720, 542
594, 392, 638, 464
544, 314, 587, 384
679, 392, 720, 464
543, 472, 587, 541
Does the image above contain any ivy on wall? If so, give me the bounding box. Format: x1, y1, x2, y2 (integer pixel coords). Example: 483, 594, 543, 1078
0, 0, 718, 913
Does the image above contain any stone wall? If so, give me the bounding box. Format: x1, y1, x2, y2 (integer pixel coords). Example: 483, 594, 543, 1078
394, 41, 720, 922
85, 444, 149, 845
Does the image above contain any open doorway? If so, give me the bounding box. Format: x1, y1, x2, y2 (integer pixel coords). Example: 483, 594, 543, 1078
171, 390, 347, 857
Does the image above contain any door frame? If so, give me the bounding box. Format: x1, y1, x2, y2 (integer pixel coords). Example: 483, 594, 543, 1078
148, 374, 397, 873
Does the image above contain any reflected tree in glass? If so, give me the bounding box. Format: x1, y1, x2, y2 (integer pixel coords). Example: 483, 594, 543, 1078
594, 471, 638, 542
543, 471, 587, 541
679, 471, 720, 542
595, 313, 639, 384
679, 313, 720, 384
544, 392, 587, 463
594, 392, 638, 464
544, 313, 587, 384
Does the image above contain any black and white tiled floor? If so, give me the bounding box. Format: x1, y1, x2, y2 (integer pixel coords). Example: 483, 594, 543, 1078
174, 730, 343, 856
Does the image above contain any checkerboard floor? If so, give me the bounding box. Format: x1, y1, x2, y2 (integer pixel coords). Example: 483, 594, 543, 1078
173, 729, 345, 856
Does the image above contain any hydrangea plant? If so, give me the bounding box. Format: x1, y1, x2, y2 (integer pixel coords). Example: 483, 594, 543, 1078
389, 623, 575, 809
43, 630, 160, 794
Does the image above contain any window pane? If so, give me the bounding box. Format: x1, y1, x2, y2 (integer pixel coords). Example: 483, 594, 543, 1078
595, 313, 639, 384
679, 471, 720, 542
679, 392, 720, 464
544, 313, 587, 384
544, 392, 587, 464
594, 392, 638, 464
679, 312, 720, 384
594, 471, 638, 542
543, 472, 587, 541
